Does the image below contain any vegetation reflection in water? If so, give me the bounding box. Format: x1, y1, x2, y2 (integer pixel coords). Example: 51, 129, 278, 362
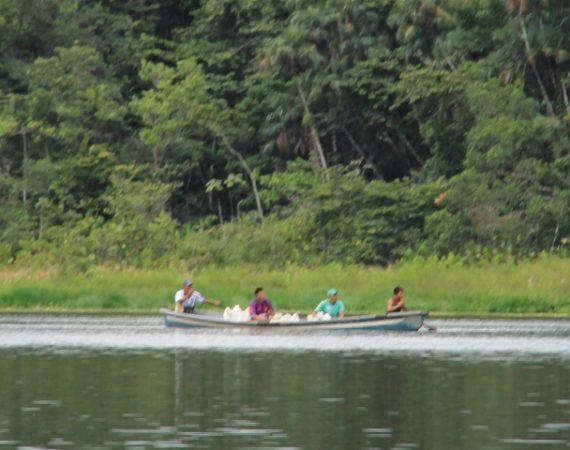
0, 350, 568, 449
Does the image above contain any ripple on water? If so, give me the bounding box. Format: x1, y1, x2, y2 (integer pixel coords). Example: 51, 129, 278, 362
151, 440, 189, 448
48, 437, 74, 447
111, 427, 175, 435
178, 431, 222, 439
528, 428, 559, 434
318, 397, 344, 403
17, 447, 53, 450
32, 399, 61, 407
227, 419, 259, 427
363, 428, 392, 439
214, 427, 285, 437
182, 411, 204, 417
500, 438, 567, 445
124, 441, 150, 446
235, 447, 303, 450
20, 407, 39, 413
362, 428, 393, 434
518, 401, 544, 407
542, 423, 570, 430
240, 409, 269, 418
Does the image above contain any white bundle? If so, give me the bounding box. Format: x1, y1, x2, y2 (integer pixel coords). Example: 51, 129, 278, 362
270, 312, 300, 323
306, 312, 332, 321
222, 305, 250, 322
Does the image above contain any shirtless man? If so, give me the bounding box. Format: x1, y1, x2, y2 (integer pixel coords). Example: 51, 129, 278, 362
386, 286, 406, 313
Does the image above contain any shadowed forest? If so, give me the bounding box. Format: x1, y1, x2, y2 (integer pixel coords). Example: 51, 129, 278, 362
0, 0, 568, 272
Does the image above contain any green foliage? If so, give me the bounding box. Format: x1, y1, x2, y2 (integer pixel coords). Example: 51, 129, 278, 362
76, 174, 180, 268
27, 45, 127, 148
422, 79, 569, 255
131, 58, 211, 167
0, 0, 569, 271
301, 170, 444, 264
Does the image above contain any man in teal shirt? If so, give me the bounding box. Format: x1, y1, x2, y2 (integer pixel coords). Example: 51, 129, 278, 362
312, 288, 345, 318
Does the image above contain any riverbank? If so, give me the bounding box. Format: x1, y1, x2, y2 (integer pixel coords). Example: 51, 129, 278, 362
0, 255, 568, 315
1, 308, 569, 319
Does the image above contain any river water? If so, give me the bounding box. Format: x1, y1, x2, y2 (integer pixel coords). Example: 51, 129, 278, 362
0, 315, 568, 449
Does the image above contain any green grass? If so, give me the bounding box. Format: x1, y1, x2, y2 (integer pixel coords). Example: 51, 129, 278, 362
0, 254, 568, 315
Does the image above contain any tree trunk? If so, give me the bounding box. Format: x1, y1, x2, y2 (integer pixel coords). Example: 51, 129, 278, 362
219, 135, 264, 221
208, 189, 213, 211
229, 195, 235, 219
341, 126, 383, 179
520, 19, 555, 117
185, 173, 192, 217
22, 127, 28, 207
332, 128, 338, 156
151, 147, 160, 169
39, 211, 43, 240
387, 135, 411, 173
297, 82, 330, 180
237, 199, 244, 220
550, 221, 560, 253
292, 137, 303, 154
397, 130, 424, 166
560, 74, 570, 116
217, 197, 224, 224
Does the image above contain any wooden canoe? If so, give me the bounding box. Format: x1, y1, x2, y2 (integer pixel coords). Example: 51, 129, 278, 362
160, 308, 427, 332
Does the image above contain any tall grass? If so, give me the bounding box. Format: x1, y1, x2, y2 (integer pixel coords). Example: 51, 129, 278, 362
0, 254, 568, 314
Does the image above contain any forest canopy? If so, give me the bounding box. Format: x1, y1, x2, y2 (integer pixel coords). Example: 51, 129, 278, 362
0, 0, 568, 269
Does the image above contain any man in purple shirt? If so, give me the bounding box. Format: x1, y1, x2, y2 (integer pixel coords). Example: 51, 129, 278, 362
249, 287, 275, 321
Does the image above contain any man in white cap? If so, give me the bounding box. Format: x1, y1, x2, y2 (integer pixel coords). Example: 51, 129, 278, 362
174, 280, 221, 313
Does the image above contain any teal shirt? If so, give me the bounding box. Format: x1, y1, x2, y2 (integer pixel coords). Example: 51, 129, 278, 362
315, 299, 345, 318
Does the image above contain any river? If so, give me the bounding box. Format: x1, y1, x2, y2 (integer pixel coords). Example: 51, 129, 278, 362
0, 315, 568, 449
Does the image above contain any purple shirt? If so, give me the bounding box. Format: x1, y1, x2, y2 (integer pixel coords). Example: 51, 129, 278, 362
249, 299, 274, 316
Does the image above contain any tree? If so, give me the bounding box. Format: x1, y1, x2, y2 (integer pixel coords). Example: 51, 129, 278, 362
257, 3, 395, 178
26, 45, 127, 152
132, 57, 265, 220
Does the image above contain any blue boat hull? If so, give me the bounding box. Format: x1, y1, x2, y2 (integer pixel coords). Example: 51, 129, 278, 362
160, 308, 426, 332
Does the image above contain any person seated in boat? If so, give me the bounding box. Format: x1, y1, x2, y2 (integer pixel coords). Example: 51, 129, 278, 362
386, 286, 406, 313
249, 287, 275, 321
311, 288, 345, 319
174, 280, 221, 313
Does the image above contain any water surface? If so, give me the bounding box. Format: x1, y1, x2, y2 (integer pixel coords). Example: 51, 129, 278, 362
0, 315, 568, 449
0, 316, 569, 356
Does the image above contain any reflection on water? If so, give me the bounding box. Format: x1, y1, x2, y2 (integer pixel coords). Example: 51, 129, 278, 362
0, 350, 568, 449
0, 316, 568, 449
